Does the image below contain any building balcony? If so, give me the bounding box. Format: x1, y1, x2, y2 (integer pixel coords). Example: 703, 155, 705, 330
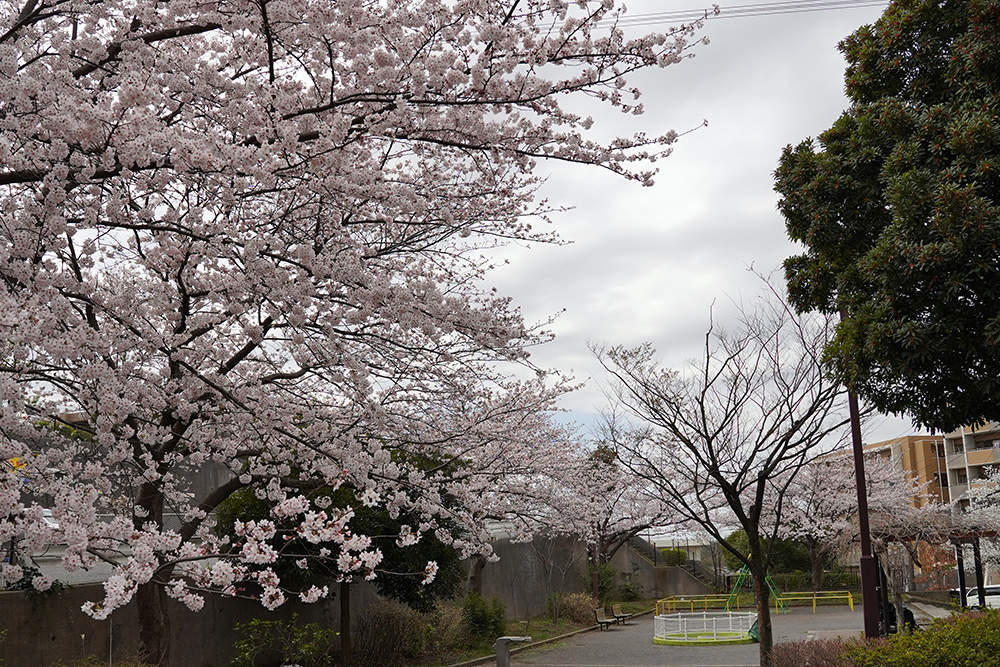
967, 448, 1000, 466
947, 453, 969, 468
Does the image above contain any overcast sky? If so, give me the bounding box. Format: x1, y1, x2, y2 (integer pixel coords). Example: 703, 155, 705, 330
485, 0, 924, 443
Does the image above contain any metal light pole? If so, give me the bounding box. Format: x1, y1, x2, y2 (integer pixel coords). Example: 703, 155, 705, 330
847, 389, 880, 638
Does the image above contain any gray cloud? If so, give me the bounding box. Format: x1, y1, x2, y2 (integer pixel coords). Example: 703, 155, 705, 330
486, 2, 919, 442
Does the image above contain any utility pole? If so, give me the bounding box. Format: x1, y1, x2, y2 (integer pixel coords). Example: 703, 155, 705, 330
848, 389, 880, 638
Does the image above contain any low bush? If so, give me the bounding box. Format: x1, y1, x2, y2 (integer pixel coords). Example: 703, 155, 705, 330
353, 600, 428, 667
462, 593, 507, 645
560, 592, 599, 625
423, 603, 465, 659
772, 610, 1000, 667
846, 609, 1000, 667
49, 659, 153, 667
770, 637, 852, 667
586, 562, 616, 602
230, 613, 338, 667
619, 580, 642, 602
659, 548, 687, 566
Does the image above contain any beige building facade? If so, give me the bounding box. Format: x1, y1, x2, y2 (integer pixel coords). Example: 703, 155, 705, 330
863, 434, 949, 505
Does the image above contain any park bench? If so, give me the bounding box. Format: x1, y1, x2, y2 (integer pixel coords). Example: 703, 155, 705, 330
595, 607, 615, 630
611, 604, 633, 625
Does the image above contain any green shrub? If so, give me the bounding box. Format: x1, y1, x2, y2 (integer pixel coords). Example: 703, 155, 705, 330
462, 593, 506, 644
423, 603, 465, 658
353, 600, 427, 667
788, 569, 810, 591
619, 580, 642, 602
659, 548, 687, 566
586, 562, 616, 602
845, 610, 1000, 667
230, 613, 338, 667
560, 592, 599, 625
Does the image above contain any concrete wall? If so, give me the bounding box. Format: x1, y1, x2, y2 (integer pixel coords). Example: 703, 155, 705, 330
477, 536, 591, 620
477, 537, 713, 619
0, 580, 381, 667
0, 538, 713, 666
610, 545, 714, 600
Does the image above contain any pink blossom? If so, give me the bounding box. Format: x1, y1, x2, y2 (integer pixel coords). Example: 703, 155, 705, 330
421, 561, 439, 586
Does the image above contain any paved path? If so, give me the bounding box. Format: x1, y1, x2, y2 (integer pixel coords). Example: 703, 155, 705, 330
491, 602, 958, 667
477, 606, 868, 667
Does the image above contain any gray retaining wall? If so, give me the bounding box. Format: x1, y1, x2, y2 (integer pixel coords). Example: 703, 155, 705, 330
0, 535, 712, 666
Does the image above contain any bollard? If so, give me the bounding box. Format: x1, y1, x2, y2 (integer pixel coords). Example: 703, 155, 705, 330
494, 636, 532, 667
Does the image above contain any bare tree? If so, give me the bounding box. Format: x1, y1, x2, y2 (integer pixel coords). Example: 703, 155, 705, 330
593, 290, 852, 666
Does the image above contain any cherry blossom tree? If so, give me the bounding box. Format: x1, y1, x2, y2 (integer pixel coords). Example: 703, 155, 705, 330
481, 425, 676, 598
0, 0, 711, 662
779, 454, 955, 632
774, 452, 930, 591
594, 290, 852, 667
584, 421, 679, 566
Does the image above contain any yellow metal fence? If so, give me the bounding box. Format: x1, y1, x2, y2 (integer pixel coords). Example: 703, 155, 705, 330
656, 591, 854, 615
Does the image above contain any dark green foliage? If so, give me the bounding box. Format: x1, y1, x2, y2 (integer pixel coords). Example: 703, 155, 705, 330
347, 500, 465, 613
4, 563, 64, 594
230, 614, 338, 667
618, 580, 642, 602
461, 593, 507, 644
721, 530, 811, 574
215, 486, 463, 611
774, 0, 1000, 430
847, 610, 1000, 667
659, 548, 687, 566
587, 561, 617, 602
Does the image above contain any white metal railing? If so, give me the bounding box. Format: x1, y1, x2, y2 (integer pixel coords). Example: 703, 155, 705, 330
654, 611, 757, 642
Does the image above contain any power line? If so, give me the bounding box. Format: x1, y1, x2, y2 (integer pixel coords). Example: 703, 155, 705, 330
597, 0, 888, 27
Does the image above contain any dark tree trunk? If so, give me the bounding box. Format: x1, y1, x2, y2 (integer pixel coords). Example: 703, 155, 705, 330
751, 557, 774, 667
136, 580, 170, 666
467, 554, 486, 596
135, 481, 169, 666
808, 538, 824, 591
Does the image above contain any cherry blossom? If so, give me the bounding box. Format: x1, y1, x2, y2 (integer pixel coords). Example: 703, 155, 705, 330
0, 0, 708, 662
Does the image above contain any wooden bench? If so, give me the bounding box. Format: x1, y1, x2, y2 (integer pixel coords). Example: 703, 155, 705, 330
611, 604, 633, 625
595, 607, 615, 630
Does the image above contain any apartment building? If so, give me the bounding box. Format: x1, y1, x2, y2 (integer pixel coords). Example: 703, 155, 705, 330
938, 421, 1000, 509
863, 434, 949, 505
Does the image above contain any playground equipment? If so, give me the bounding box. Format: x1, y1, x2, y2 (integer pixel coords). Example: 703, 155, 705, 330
726, 561, 788, 613
653, 610, 758, 645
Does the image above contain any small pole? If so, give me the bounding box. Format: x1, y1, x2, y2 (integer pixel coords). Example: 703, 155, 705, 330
956, 541, 968, 608
494, 636, 531, 667
973, 536, 986, 608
